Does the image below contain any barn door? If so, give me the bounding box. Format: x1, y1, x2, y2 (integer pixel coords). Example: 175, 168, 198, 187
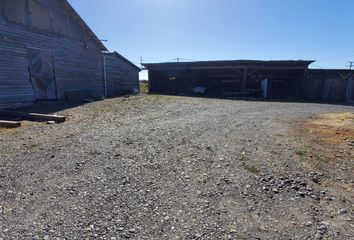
28, 48, 57, 100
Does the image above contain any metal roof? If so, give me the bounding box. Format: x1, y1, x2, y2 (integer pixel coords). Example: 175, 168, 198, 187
143, 60, 315, 69
309, 68, 354, 72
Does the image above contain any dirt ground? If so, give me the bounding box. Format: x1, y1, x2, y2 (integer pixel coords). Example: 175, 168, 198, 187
0, 95, 353, 240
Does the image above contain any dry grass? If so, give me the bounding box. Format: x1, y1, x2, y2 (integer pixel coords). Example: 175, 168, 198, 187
294, 112, 354, 200
244, 165, 260, 175
139, 81, 149, 94
88, 149, 103, 156
305, 112, 354, 145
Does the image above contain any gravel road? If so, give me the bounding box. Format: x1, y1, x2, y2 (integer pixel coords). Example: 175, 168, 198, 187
0, 95, 353, 240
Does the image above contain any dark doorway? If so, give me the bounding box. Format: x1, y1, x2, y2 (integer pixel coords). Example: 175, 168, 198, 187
28, 48, 57, 100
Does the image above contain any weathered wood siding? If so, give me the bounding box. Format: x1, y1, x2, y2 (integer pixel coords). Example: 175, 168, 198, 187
0, 0, 104, 109
105, 54, 139, 97
307, 70, 354, 102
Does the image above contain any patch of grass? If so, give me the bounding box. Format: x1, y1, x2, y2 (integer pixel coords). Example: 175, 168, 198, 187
295, 150, 307, 157
0, 128, 21, 137
89, 149, 103, 156
305, 112, 354, 145
139, 81, 149, 94
244, 165, 260, 175
314, 155, 331, 163
270, 150, 281, 155
25, 143, 40, 150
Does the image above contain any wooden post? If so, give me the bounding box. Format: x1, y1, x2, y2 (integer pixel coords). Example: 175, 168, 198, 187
303, 67, 309, 98
192, 70, 197, 94
346, 76, 353, 102
242, 68, 248, 90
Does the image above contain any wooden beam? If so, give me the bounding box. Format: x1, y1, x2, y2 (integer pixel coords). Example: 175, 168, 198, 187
189, 66, 308, 70
247, 68, 259, 77
232, 68, 244, 75
0, 111, 66, 123
0, 120, 21, 128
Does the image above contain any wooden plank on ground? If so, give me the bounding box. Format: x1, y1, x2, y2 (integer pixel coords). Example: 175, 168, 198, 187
0, 120, 21, 128
0, 111, 66, 123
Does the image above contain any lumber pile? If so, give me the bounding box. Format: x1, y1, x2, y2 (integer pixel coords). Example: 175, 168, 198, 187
0, 111, 66, 123
0, 120, 21, 128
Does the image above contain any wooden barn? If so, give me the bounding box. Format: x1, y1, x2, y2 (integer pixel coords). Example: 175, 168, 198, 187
104, 51, 140, 97
0, 0, 139, 109
143, 60, 313, 99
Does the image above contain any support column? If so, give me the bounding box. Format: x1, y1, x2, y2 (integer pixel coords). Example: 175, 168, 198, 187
346, 76, 353, 102
242, 68, 248, 90
302, 67, 309, 98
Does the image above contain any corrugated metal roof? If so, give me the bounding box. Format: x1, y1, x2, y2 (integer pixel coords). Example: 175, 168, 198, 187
143, 60, 315, 69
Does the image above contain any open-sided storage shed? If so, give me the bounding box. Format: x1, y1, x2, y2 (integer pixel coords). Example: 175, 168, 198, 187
143, 60, 314, 99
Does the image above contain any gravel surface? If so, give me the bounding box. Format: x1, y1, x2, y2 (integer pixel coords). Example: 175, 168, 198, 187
0, 95, 353, 240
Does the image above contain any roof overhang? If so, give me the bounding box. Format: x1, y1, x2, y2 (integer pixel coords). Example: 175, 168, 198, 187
143, 60, 315, 70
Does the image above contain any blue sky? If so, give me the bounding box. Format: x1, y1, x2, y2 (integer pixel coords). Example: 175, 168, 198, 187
69, 0, 354, 79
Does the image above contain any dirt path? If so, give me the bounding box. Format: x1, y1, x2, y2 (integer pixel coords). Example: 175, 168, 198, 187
0, 96, 353, 239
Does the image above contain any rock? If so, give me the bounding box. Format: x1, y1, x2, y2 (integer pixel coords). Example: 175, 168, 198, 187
298, 191, 306, 197
312, 194, 321, 201
128, 228, 136, 233
338, 208, 347, 214
227, 234, 236, 240
312, 178, 319, 184
300, 181, 307, 186
317, 222, 329, 232
43, 235, 50, 240
47, 121, 56, 125
272, 188, 279, 194
315, 232, 323, 239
